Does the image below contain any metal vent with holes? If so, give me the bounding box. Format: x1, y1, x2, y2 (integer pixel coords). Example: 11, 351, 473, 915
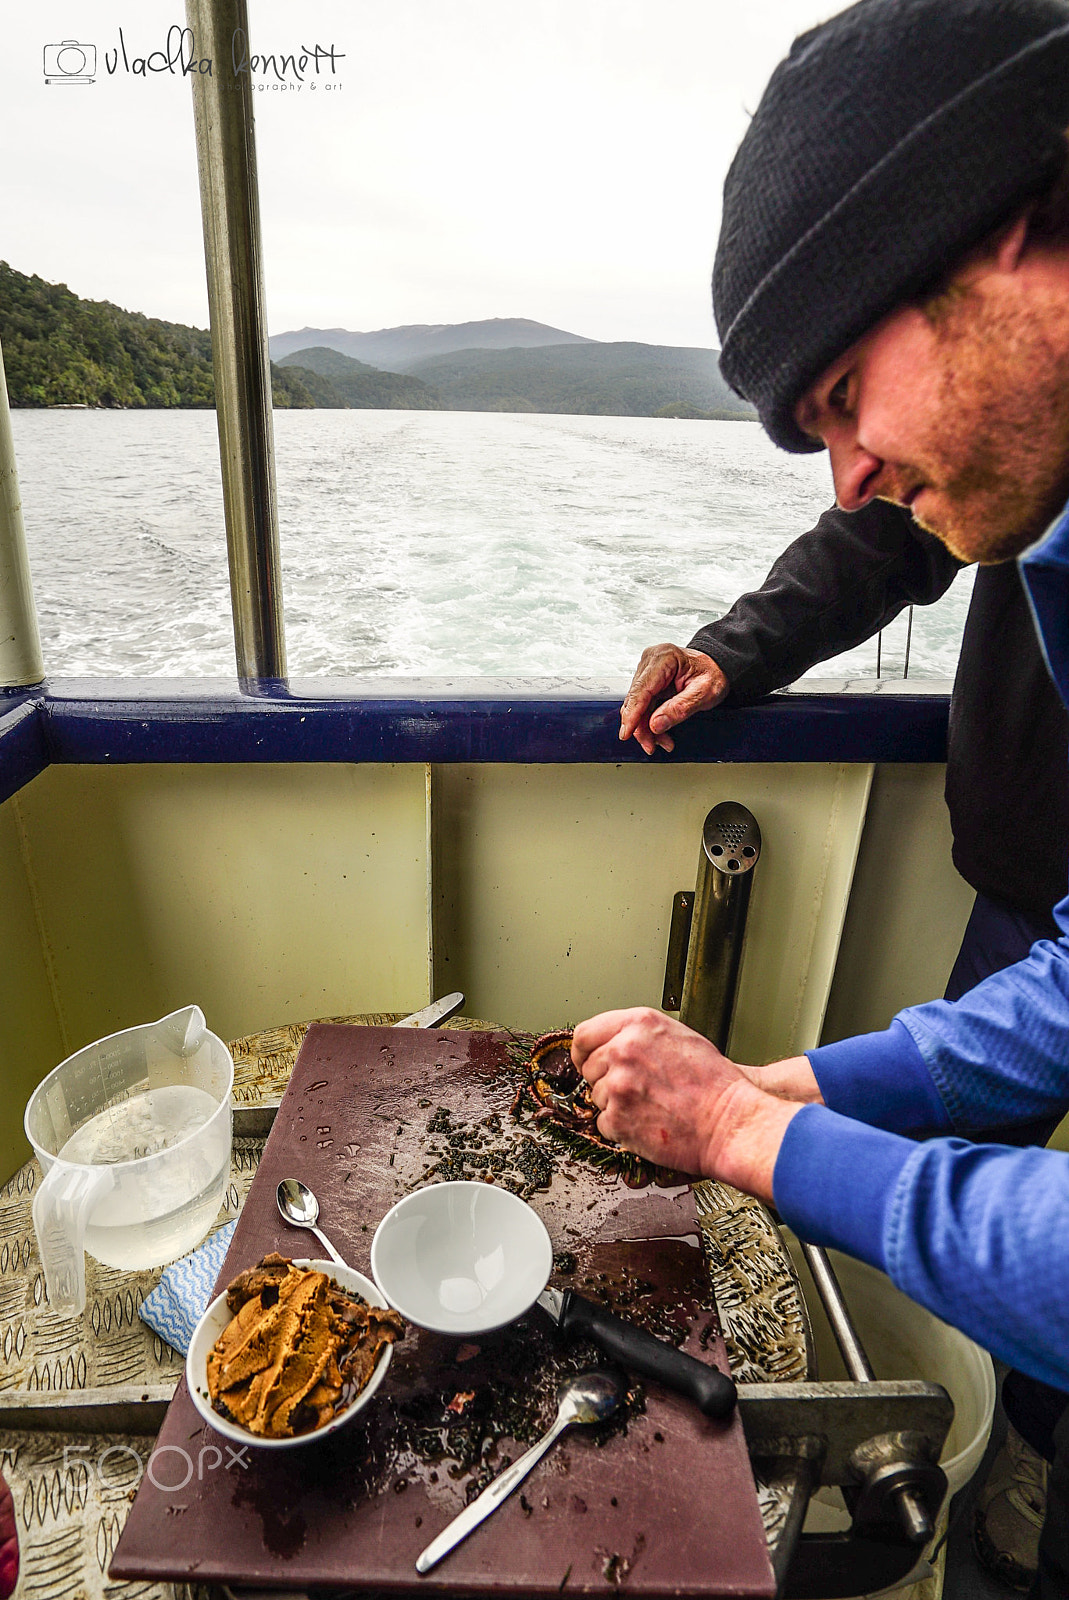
662, 802, 761, 1046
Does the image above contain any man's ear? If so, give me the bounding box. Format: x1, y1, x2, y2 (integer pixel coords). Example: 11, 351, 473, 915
956, 211, 1031, 286
992, 212, 1031, 273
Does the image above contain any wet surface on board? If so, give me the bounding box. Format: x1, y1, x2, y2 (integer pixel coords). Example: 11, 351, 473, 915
112, 1024, 774, 1596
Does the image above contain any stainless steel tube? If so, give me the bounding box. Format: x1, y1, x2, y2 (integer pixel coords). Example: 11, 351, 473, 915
799, 1241, 875, 1382
0, 340, 44, 688
678, 802, 761, 1050
186, 0, 286, 681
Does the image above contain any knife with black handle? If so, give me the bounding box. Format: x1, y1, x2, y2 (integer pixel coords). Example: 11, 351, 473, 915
536, 1286, 737, 1419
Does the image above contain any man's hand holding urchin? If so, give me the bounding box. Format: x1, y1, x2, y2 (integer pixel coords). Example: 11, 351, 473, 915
619, 644, 728, 754
571, 1007, 804, 1200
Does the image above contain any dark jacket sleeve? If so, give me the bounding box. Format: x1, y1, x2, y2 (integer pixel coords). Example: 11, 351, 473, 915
689, 499, 963, 705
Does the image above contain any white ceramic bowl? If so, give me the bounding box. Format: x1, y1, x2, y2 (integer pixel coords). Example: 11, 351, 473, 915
186, 1258, 394, 1450
371, 1180, 553, 1335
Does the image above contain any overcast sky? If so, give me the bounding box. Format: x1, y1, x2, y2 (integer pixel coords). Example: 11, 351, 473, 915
2, 2, 837, 347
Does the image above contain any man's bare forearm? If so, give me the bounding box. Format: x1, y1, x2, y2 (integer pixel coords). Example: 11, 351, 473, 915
743, 1055, 824, 1104
705, 1078, 808, 1202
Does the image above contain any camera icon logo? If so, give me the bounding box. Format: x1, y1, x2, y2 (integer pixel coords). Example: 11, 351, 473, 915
43, 40, 97, 84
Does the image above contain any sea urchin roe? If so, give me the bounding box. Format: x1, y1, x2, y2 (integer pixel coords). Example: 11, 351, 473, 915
207, 1253, 405, 1438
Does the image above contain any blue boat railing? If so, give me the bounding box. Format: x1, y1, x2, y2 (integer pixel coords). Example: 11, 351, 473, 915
0, 677, 952, 810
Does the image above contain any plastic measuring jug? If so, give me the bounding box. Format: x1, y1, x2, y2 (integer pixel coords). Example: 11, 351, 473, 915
25, 1005, 233, 1316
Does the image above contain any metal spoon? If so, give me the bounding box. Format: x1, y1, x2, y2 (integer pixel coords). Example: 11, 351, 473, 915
276, 1178, 345, 1266
415, 1369, 625, 1573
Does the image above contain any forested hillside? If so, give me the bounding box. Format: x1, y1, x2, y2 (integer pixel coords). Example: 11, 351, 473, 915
0, 263, 754, 421
0, 263, 309, 410
277, 347, 442, 409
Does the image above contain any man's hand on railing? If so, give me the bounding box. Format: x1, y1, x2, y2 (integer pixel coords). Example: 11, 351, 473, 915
619, 644, 729, 754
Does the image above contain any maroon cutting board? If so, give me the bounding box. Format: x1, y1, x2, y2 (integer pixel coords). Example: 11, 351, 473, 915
112, 1025, 774, 1597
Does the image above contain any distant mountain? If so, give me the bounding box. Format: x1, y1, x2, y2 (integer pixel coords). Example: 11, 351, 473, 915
268, 318, 592, 372
283, 338, 754, 421
0, 262, 754, 422
277, 347, 442, 410
404, 341, 753, 420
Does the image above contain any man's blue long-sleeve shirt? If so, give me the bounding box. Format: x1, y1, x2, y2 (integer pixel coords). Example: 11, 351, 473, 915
773, 502, 1069, 1391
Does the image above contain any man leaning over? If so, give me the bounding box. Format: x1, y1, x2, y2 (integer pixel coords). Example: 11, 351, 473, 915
576, 2, 1069, 1594
622, 499, 1069, 1022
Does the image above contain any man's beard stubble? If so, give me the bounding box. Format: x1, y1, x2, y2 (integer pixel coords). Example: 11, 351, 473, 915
905, 281, 1069, 564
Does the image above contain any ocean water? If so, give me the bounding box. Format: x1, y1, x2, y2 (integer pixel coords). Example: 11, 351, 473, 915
10, 408, 972, 682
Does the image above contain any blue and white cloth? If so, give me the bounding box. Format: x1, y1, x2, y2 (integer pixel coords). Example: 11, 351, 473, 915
138, 1220, 238, 1355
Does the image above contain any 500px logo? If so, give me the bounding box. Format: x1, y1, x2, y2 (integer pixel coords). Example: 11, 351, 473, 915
42, 26, 344, 85
63, 1440, 249, 1491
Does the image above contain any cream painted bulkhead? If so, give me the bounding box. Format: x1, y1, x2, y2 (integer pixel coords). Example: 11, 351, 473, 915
0, 749, 976, 1182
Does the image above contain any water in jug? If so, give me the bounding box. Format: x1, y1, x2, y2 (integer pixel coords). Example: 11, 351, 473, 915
25, 1005, 233, 1315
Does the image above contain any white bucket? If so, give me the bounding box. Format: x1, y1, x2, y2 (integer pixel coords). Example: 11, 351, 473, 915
784, 1237, 997, 1597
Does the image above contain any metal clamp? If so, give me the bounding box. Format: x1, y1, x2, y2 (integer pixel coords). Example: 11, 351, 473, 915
739, 1379, 952, 1598
798, 1241, 938, 1549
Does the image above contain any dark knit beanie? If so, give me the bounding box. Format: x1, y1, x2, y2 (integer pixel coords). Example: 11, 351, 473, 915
714, 0, 1069, 452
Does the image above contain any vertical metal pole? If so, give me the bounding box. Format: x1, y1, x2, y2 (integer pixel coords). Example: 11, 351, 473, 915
0, 341, 44, 688
186, 0, 287, 682
799, 1242, 875, 1382
678, 803, 761, 1050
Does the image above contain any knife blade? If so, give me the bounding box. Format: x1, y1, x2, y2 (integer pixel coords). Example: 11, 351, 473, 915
392, 992, 465, 1029
536, 1286, 737, 1419
231, 993, 466, 1137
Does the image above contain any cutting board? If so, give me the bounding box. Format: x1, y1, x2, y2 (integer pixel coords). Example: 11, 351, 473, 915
112, 1025, 774, 1596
